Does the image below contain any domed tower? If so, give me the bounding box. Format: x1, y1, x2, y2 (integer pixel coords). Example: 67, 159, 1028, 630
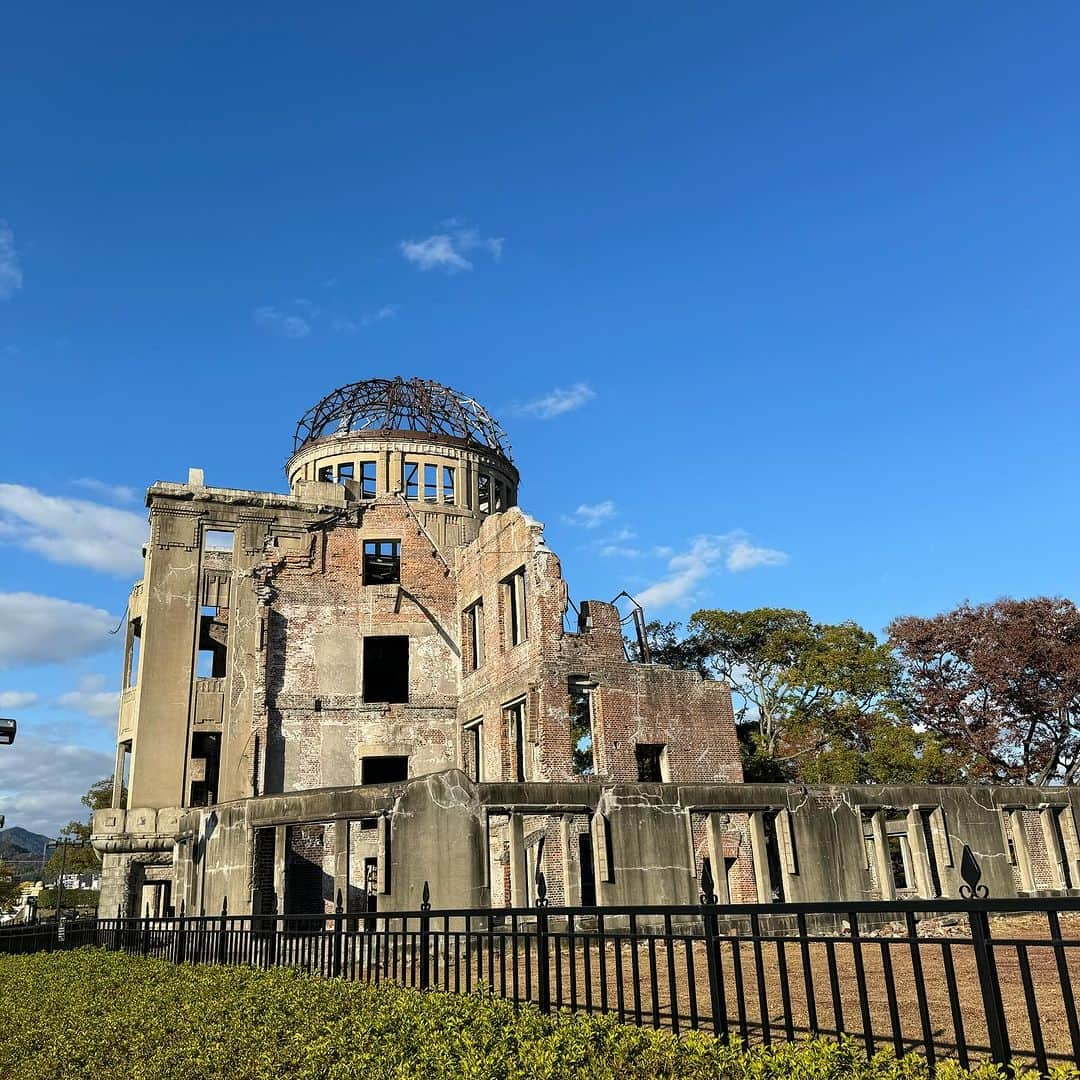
286, 377, 519, 548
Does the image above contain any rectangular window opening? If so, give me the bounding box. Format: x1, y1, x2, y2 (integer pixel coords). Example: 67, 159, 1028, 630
506, 700, 527, 781
493, 480, 504, 512
197, 613, 228, 678
363, 540, 401, 585
478, 473, 491, 514
361, 755, 409, 785
402, 461, 419, 500
189, 732, 221, 808
763, 812, 787, 902
423, 463, 438, 502
503, 568, 527, 647
125, 618, 142, 689
362, 636, 409, 703
635, 743, 665, 783
465, 600, 485, 671
337, 462, 354, 485
465, 719, 483, 782
203, 529, 234, 553
569, 678, 595, 776
887, 834, 909, 891
442, 466, 455, 504
578, 832, 597, 906
360, 461, 377, 499
317, 466, 334, 483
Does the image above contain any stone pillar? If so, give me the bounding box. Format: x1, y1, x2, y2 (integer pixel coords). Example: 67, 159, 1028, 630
705, 812, 732, 904
748, 811, 772, 903
333, 820, 349, 907
870, 811, 895, 901
906, 808, 935, 898
273, 824, 287, 912
508, 813, 527, 906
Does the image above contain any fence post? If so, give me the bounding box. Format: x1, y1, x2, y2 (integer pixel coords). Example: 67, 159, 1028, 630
176, 900, 187, 965
699, 860, 728, 1042
217, 897, 228, 966
141, 903, 150, 957
535, 871, 551, 1014
332, 889, 343, 978
113, 904, 122, 952
960, 845, 1010, 1066
418, 881, 431, 991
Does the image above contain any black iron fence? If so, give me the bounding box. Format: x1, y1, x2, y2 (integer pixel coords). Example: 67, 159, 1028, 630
3, 882, 1079, 1073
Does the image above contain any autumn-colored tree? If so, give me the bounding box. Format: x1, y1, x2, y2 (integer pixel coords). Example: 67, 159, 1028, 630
889, 597, 1080, 785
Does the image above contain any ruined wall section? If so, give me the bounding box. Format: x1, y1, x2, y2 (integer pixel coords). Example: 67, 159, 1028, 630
254, 497, 460, 794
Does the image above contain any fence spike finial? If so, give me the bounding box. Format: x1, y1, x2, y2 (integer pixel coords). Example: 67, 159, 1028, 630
179, 899, 185, 918
335, 889, 343, 914
221, 896, 228, 917
700, 859, 718, 906
420, 881, 431, 911
536, 870, 549, 907
959, 844, 990, 899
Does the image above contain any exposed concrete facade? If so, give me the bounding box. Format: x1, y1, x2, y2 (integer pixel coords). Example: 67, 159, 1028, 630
92, 378, 1080, 917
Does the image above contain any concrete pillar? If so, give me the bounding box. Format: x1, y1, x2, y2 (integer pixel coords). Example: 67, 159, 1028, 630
509, 814, 527, 906
333, 820, 349, 908
705, 812, 732, 904
906, 808, 935, 898
870, 811, 895, 901
748, 811, 772, 904
1058, 805, 1080, 887
273, 824, 287, 912
560, 815, 576, 906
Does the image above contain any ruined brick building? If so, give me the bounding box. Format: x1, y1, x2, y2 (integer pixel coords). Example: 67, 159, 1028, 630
92, 378, 1080, 917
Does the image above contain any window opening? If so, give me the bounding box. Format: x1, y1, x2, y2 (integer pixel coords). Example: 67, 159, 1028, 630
360, 461, 377, 499
361, 755, 409, 785
465, 719, 483, 782
442, 466, 455, 504
203, 530, 234, 552
920, 811, 943, 897
635, 743, 664, 783
402, 461, 419, 499
569, 679, 595, 776
506, 701, 526, 781
763, 812, 787, 902
423, 463, 438, 502
317, 466, 333, 483
888, 835, 909, 891
197, 612, 228, 678
125, 618, 142, 689
465, 600, 484, 670
363, 540, 401, 585
189, 732, 220, 808
1052, 810, 1074, 889
478, 473, 491, 513
362, 636, 409, 703
503, 568, 527, 647
493, 480, 504, 512
337, 462, 354, 485
578, 832, 597, 906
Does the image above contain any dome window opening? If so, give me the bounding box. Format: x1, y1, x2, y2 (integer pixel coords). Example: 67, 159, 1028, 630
363, 541, 400, 586
360, 461, 377, 499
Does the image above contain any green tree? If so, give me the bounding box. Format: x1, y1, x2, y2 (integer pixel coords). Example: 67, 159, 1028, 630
0, 858, 17, 911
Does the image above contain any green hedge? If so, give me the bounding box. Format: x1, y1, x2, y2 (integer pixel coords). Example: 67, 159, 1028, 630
0, 950, 1075, 1080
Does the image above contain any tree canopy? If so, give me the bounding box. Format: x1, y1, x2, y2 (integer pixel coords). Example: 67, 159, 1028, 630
44, 777, 116, 880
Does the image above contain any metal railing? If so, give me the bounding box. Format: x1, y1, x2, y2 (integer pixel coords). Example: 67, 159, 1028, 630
3, 879, 1079, 1072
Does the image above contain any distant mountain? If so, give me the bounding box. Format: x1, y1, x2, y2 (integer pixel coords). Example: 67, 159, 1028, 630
0, 827, 52, 880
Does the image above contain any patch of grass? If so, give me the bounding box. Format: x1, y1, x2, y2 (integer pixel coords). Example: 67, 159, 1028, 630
0, 950, 1075, 1079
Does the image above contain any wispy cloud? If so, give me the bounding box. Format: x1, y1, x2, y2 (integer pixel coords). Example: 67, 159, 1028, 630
70, 478, 139, 504
57, 673, 120, 723
0, 734, 115, 835
563, 500, 616, 528
517, 383, 596, 420
254, 306, 312, 339
400, 221, 504, 273
634, 532, 788, 611
0, 220, 23, 300
364, 304, 401, 325
0, 484, 146, 576
0, 690, 39, 710
595, 528, 643, 558
0, 593, 118, 670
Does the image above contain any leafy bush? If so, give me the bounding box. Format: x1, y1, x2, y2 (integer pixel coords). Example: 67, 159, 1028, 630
0, 950, 1076, 1080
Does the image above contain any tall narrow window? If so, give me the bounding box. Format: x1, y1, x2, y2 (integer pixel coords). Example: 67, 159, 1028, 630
478, 473, 491, 513
197, 611, 228, 678
493, 480, 504, 511
189, 732, 221, 808
402, 461, 419, 500
318, 466, 333, 483
360, 461, 377, 499
635, 743, 664, 782
464, 719, 483, 782
363, 541, 400, 585
465, 600, 485, 670
125, 618, 142, 689
442, 466, 455, 504
569, 678, 595, 776
423, 463, 438, 501
763, 812, 786, 902
337, 462, 354, 485
505, 700, 527, 781
503, 568, 527, 647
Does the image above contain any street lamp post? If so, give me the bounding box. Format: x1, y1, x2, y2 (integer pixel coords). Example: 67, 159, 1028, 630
45, 837, 90, 918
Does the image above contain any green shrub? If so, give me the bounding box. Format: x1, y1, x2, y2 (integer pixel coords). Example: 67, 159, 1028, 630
0, 950, 1075, 1080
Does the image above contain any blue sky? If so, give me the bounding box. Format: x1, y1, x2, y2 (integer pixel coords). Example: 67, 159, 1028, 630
2, 3, 1080, 834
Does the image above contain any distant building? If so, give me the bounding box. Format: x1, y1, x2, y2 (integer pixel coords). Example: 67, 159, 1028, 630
92, 377, 1080, 917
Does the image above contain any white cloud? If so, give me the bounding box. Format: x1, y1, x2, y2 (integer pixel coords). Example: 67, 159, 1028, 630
0, 220, 22, 300
400, 221, 504, 273
0, 735, 115, 835
363, 304, 401, 325
563, 500, 616, 528
70, 478, 139, 504
0, 593, 118, 670
0, 483, 146, 576
0, 691, 39, 710
726, 538, 789, 572
517, 383, 596, 420
634, 532, 788, 611
57, 673, 120, 723
254, 306, 312, 339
